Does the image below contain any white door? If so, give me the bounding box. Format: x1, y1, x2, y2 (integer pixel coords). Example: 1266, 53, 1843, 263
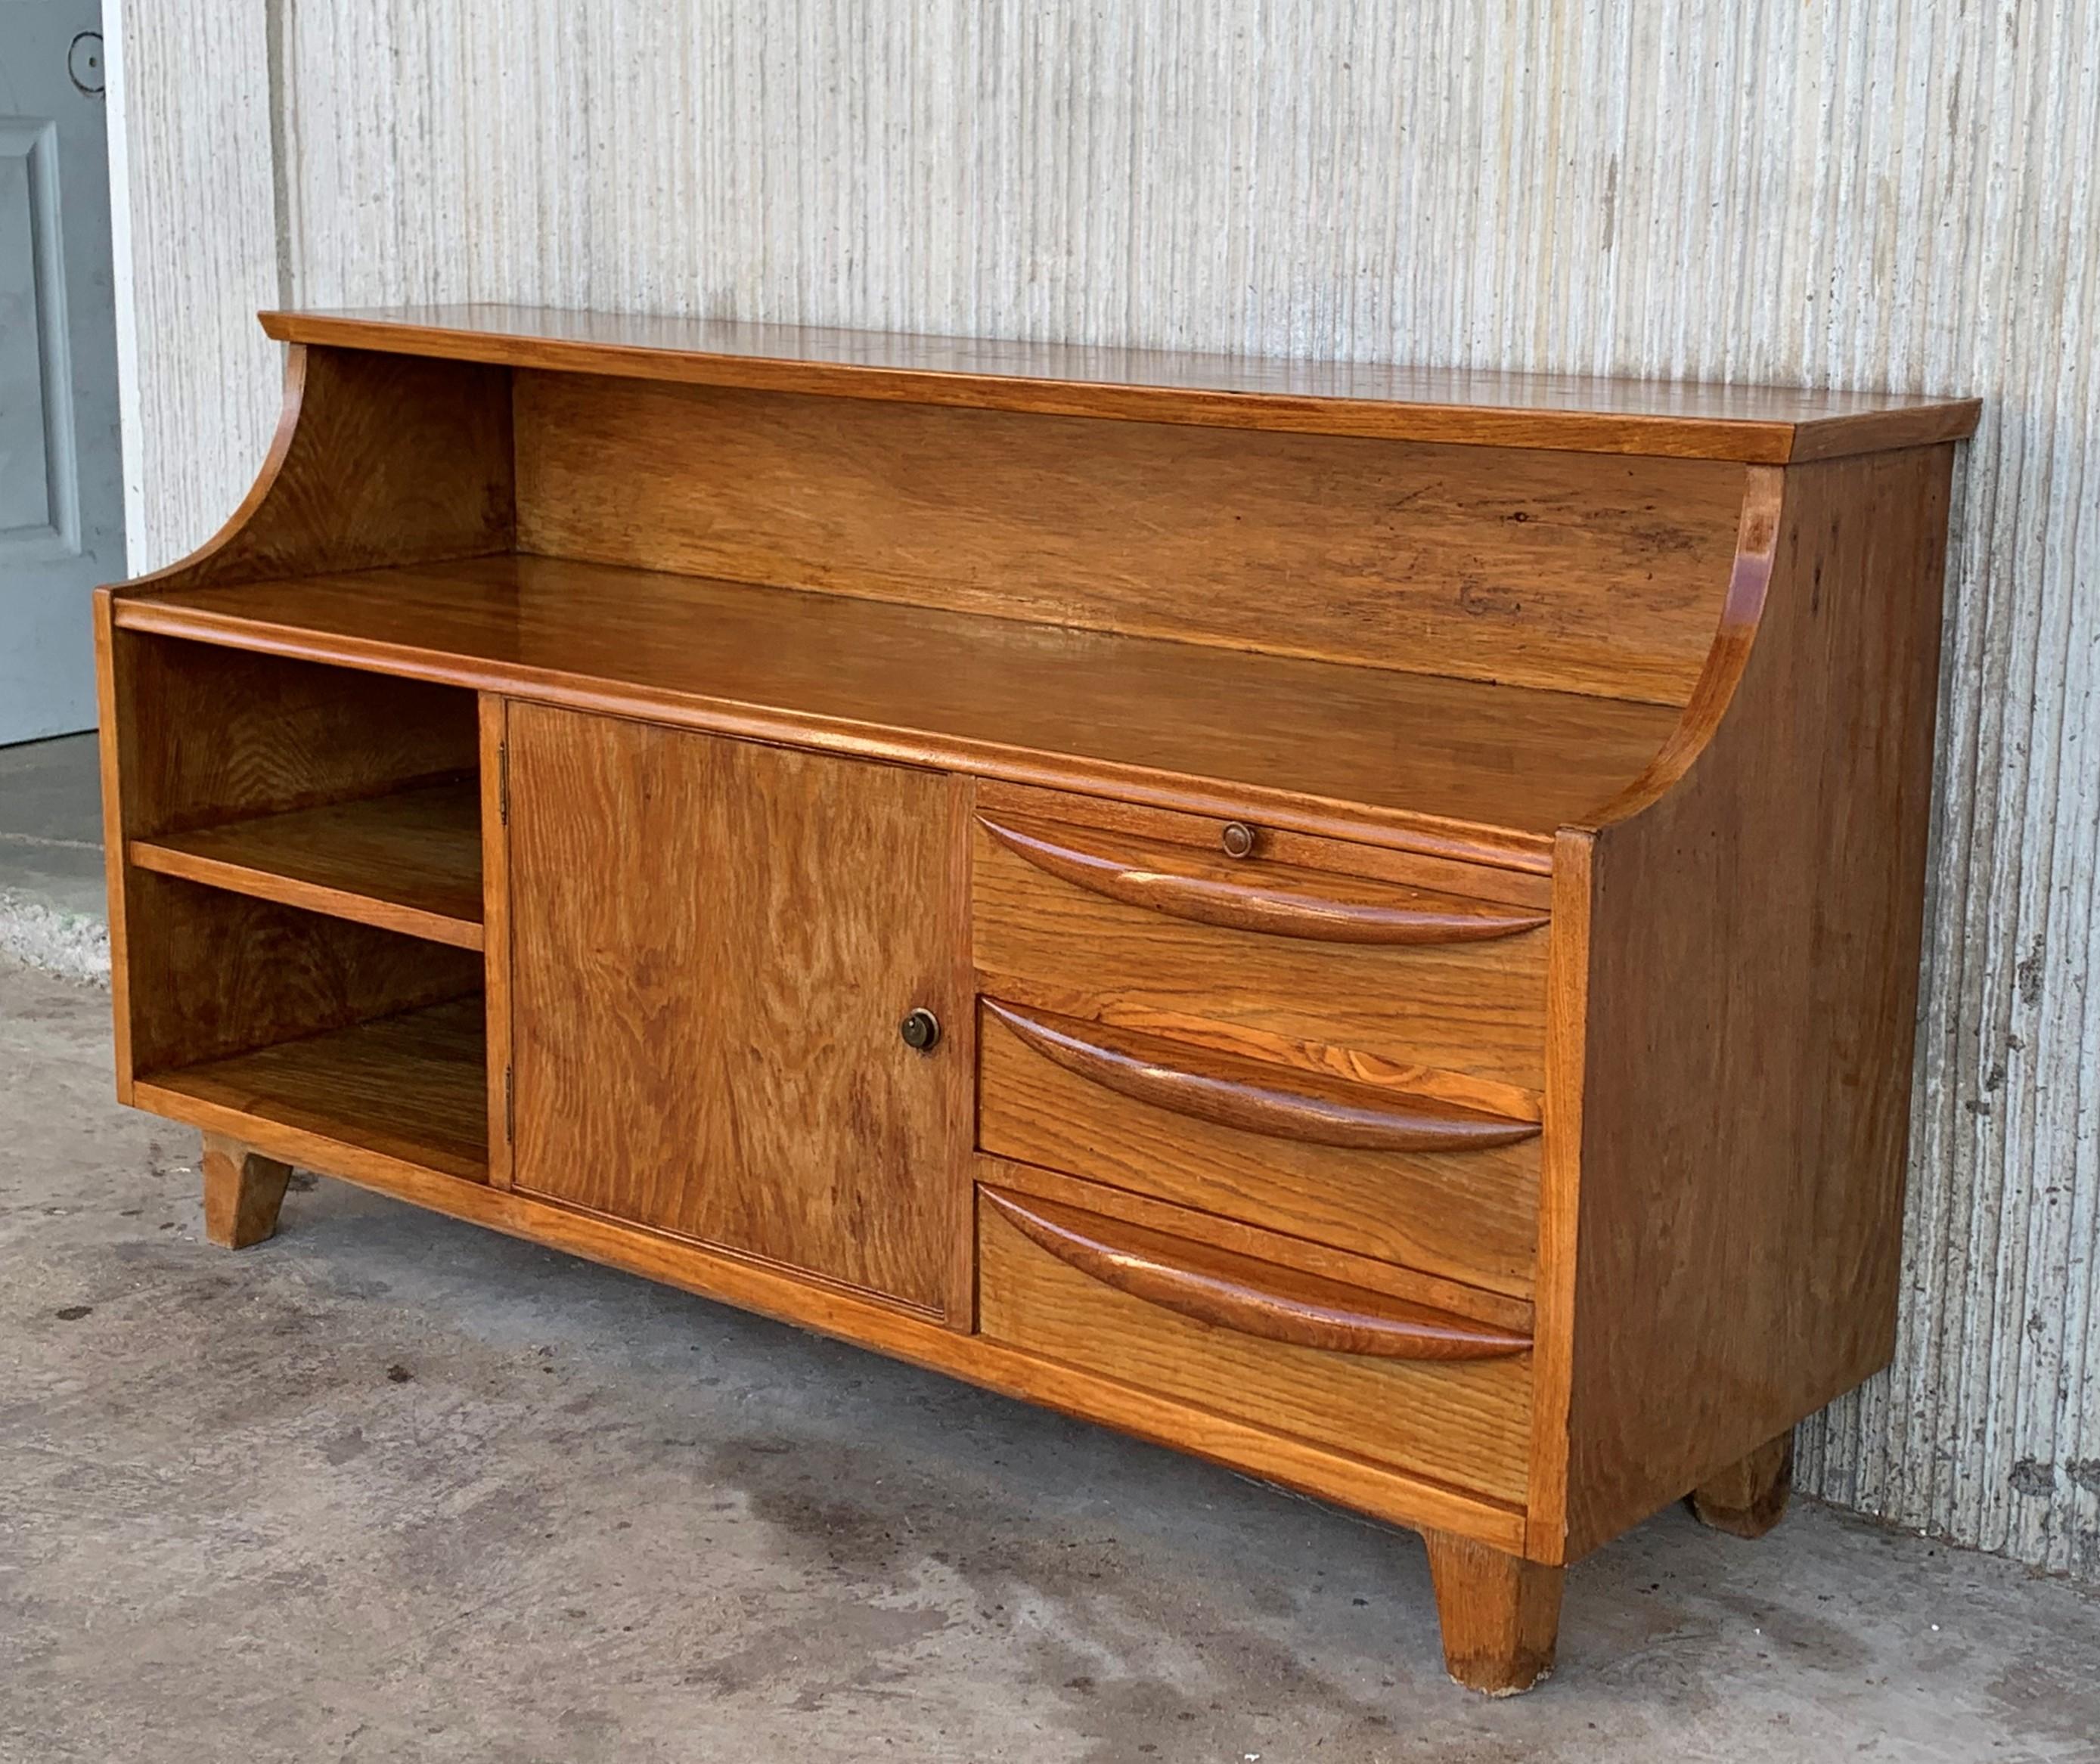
0, 0, 123, 745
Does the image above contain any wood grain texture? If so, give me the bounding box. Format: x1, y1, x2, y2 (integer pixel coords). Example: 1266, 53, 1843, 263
938, 778, 985, 1325
977, 1182, 1534, 1505
977, 815, 1549, 944
160, 997, 489, 1184
978, 1010, 1540, 1298
1556, 447, 1957, 1559
129, 776, 483, 950
983, 1000, 1537, 1152
118, 343, 514, 597
200, 1133, 293, 1249
1585, 470, 1786, 828
505, 704, 965, 1316
93, 594, 138, 1100
1523, 829, 1593, 1561
109, 554, 1688, 863
264, 305, 1980, 463
981, 1156, 1534, 1335
975, 782, 1555, 910
99, 634, 482, 1083
107, 636, 477, 842
980, 1188, 1530, 1361
479, 695, 514, 1191
974, 815, 1551, 1090
1687, 1431, 1794, 1539
514, 370, 1745, 705
1422, 1530, 1563, 1695
123, 874, 482, 1077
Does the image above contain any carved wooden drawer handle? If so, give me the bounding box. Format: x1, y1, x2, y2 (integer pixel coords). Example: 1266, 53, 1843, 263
979, 814, 1548, 945
984, 1188, 1531, 1361
984, 1000, 1540, 1152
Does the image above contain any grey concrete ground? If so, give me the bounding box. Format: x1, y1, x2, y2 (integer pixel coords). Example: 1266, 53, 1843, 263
0, 733, 108, 983
4, 958, 2099, 1763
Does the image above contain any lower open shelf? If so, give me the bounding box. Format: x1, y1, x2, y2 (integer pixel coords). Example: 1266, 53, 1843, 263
139, 996, 489, 1183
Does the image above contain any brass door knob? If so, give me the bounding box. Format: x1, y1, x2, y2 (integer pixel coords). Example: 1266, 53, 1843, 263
900, 1007, 941, 1051
1220, 820, 1257, 858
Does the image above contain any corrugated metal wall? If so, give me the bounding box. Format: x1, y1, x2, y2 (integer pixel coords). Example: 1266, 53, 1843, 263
110, 1, 2099, 1578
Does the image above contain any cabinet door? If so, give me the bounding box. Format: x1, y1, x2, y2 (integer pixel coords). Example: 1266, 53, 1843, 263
503, 702, 968, 1316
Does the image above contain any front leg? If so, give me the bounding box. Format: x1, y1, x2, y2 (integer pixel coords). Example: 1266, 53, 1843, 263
1422, 1529, 1562, 1694
200, 1133, 293, 1248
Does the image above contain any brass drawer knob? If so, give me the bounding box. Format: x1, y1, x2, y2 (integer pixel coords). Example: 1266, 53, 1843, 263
899, 1007, 941, 1051
1220, 820, 1257, 859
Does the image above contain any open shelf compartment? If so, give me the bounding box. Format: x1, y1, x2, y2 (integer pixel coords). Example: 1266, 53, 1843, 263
139, 995, 489, 1184
108, 634, 486, 949
129, 773, 484, 950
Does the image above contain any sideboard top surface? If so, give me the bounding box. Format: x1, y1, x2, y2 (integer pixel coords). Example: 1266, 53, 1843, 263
261, 304, 1980, 463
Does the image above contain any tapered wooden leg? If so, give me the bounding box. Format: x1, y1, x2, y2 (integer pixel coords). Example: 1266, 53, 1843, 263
1422, 1530, 1562, 1695
1687, 1431, 1794, 1539
200, 1133, 293, 1248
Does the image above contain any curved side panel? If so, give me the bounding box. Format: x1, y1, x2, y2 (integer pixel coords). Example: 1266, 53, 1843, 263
118, 343, 515, 597
1580, 465, 1787, 830
1551, 445, 1960, 1560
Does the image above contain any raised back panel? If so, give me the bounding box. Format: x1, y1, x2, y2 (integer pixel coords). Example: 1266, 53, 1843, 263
510, 370, 1748, 707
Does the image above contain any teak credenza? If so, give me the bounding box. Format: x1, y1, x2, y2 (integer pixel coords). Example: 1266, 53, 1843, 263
97, 306, 1979, 1693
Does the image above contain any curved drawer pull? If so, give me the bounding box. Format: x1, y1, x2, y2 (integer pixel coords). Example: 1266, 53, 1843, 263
983, 1189, 1531, 1361
984, 1000, 1540, 1152
978, 814, 1548, 946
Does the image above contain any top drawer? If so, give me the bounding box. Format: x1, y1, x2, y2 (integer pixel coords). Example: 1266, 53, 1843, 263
970, 783, 1551, 1096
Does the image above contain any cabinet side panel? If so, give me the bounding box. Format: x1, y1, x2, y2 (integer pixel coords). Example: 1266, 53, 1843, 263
513, 370, 1745, 706
1562, 448, 1955, 1558
95, 593, 137, 1095
122, 346, 515, 598
480, 693, 514, 1191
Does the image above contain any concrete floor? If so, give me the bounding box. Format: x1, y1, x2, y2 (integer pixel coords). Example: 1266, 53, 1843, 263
4, 959, 2099, 1762
0, 733, 107, 981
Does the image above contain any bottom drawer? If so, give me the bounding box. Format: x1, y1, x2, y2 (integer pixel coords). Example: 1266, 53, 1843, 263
976, 1174, 1534, 1506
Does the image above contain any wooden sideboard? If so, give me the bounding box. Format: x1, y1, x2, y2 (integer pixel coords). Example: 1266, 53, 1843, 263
97, 306, 1979, 1693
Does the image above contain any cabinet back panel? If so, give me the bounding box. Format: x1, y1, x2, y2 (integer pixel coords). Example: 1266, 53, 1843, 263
124, 876, 482, 1075
512, 371, 1745, 706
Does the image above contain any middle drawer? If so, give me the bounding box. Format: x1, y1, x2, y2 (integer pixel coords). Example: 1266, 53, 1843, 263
979, 999, 1539, 1297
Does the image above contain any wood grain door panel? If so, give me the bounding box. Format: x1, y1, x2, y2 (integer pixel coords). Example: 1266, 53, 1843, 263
504, 702, 966, 1315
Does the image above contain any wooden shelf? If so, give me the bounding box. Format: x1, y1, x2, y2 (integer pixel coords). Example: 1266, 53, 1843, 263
129, 777, 483, 950
261, 304, 1984, 463
112, 554, 1685, 864
140, 997, 489, 1183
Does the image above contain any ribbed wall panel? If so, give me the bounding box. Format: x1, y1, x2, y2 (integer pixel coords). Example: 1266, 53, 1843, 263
106, 0, 281, 566
113, 1, 2100, 1577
